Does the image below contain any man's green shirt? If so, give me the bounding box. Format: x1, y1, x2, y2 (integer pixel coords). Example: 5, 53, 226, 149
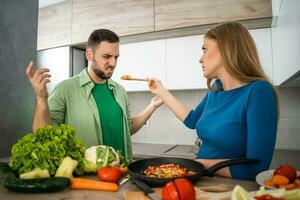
48, 69, 133, 159
92, 82, 125, 155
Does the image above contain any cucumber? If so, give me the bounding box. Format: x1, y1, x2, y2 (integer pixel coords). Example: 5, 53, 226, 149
2, 176, 70, 193
0, 162, 16, 179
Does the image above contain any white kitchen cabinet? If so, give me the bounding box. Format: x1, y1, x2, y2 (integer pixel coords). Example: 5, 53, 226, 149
166, 35, 206, 90
112, 40, 166, 91
271, 0, 300, 85
165, 28, 273, 90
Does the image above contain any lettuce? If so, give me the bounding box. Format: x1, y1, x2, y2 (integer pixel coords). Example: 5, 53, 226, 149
10, 124, 85, 175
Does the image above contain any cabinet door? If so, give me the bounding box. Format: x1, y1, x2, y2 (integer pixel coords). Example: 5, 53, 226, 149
37, 0, 72, 50
72, 0, 154, 45
272, 0, 300, 85
250, 28, 273, 81
155, 0, 272, 31
166, 35, 206, 90
112, 40, 166, 91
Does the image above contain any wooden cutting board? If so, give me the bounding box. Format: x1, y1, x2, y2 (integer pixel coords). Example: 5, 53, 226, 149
124, 187, 232, 200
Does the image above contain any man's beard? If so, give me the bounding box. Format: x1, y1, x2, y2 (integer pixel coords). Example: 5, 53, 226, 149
91, 59, 113, 80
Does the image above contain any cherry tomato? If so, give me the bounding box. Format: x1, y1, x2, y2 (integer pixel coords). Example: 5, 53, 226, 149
97, 167, 122, 183
162, 178, 195, 200
273, 165, 297, 182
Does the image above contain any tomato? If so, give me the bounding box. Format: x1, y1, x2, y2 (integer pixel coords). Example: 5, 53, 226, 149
97, 167, 122, 183
273, 165, 297, 183
162, 178, 195, 200
162, 181, 180, 200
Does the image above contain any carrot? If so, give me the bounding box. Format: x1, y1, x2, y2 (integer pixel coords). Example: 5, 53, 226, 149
272, 175, 289, 186
118, 167, 128, 175
264, 179, 275, 187
71, 178, 118, 192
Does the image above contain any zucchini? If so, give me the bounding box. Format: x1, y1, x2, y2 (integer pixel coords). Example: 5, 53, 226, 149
2, 176, 70, 193
0, 162, 16, 179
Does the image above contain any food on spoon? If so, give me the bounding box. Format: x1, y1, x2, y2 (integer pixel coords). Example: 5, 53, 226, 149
273, 164, 297, 182
121, 75, 131, 80
144, 163, 196, 178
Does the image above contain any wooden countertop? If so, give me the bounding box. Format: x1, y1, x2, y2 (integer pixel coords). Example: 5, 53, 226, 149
0, 175, 259, 200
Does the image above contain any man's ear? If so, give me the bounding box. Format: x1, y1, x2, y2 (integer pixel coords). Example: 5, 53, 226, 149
85, 48, 93, 61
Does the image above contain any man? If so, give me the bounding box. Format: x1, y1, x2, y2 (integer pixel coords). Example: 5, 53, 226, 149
26, 29, 162, 160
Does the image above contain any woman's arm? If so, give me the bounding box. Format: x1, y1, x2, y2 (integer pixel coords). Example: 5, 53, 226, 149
229, 81, 277, 179
148, 78, 192, 121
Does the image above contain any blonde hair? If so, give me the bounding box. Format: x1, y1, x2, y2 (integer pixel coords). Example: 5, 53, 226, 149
205, 22, 279, 116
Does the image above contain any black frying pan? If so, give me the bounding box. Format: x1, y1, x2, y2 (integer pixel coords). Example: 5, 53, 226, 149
128, 157, 259, 187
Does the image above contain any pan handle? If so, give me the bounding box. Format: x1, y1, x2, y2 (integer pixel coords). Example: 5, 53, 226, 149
203, 158, 259, 177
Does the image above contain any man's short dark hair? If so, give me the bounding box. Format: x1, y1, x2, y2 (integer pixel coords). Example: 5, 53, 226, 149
86, 29, 119, 51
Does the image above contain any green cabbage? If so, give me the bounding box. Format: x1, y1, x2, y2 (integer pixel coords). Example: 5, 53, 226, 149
10, 124, 85, 175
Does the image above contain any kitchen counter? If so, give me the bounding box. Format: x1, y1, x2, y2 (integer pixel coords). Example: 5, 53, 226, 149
0, 176, 259, 200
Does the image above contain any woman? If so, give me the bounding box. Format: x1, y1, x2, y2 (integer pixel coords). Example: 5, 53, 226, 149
148, 22, 278, 180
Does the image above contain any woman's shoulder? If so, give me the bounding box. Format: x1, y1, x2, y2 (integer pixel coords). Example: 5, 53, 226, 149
249, 79, 274, 92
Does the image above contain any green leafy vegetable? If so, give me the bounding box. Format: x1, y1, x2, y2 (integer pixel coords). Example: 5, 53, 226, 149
84, 145, 130, 171
11, 124, 85, 175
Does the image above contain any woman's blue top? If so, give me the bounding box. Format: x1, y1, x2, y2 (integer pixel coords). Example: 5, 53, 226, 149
183, 80, 277, 180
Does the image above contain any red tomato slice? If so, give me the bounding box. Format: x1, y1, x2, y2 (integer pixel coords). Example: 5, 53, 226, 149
174, 178, 196, 200
162, 181, 180, 200
162, 178, 195, 200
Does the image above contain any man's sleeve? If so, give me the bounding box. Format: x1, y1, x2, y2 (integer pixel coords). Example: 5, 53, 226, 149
48, 86, 66, 126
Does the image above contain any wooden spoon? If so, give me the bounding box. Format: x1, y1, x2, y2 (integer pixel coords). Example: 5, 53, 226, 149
121, 75, 148, 81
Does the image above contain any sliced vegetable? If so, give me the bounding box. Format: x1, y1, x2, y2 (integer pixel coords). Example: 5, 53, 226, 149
55, 156, 78, 179
255, 186, 300, 200
231, 185, 251, 200
273, 165, 297, 183
2, 176, 70, 193
20, 168, 50, 179
70, 178, 118, 192
162, 178, 195, 200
